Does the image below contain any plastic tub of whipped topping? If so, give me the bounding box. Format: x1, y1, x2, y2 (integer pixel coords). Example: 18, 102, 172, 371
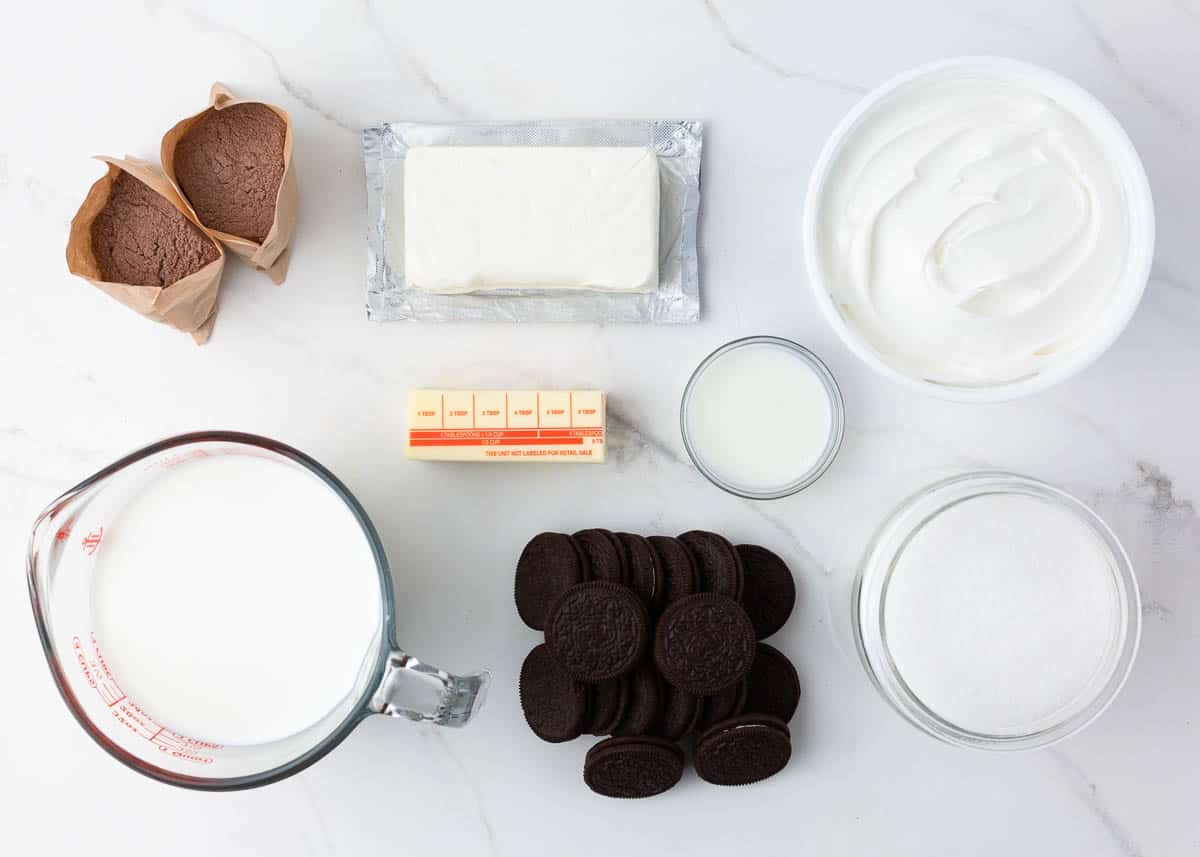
854, 473, 1140, 749
680, 336, 844, 499
803, 57, 1155, 401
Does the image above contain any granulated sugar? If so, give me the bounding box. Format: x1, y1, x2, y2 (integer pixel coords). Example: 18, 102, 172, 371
883, 492, 1122, 736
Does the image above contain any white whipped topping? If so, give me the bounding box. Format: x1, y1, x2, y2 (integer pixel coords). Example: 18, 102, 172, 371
816, 78, 1129, 386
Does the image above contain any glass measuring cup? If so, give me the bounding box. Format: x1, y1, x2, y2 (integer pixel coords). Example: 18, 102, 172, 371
26, 431, 488, 790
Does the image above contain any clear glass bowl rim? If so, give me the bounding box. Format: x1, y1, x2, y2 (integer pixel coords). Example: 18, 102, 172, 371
801, 56, 1156, 402
679, 335, 846, 500
852, 471, 1141, 750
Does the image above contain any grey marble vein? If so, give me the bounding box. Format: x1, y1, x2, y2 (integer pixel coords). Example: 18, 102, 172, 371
0, 463, 59, 488
1151, 261, 1194, 294
1072, 3, 1193, 131
0, 425, 106, 487
1093, 460, 1195, 550
1141, 599, 1173, 621
184, 10, 360, 133
605, 402, 685, 470
743, 502, 834, 579
1173, 0, 1199, 22
1129, 460, 1196, 537
700, 0, 867, 95
608, 403, 831, 576
1049, 750, 1144, 857
362, 0, 466, 116
1059, 411, 1132, 464
431, 730, 498, 857
296, 778, 339, 857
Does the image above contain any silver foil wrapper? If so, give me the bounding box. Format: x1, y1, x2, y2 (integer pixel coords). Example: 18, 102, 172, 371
363, 120, 702, 323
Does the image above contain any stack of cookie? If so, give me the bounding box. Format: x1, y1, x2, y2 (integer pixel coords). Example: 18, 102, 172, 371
516, 529, 801, 798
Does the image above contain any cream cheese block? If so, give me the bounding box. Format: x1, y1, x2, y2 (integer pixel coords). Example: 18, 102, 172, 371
403, 146, 660, 294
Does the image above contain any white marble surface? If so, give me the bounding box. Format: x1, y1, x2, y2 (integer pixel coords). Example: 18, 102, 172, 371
2, 1, 1198, 854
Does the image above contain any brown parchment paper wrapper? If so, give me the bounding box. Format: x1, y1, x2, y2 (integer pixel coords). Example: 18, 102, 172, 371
65, 156, 226, 345
161, 83, 298, 285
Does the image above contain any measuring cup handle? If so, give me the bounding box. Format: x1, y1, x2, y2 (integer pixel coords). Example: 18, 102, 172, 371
369, 648, 489, 727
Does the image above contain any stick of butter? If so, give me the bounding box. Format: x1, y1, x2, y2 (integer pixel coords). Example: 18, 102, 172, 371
407, 390, 606, 463
403, 146, 659, 294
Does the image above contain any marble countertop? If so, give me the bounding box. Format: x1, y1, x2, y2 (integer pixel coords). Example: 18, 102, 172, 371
2, 1, 1197, 854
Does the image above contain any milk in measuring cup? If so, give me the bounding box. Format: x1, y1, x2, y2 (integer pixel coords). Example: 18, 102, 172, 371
90, 454, 383, 746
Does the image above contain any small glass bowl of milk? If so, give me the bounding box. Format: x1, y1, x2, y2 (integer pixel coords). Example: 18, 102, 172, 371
680, 336, 845, 499
854, 472, 1140, 750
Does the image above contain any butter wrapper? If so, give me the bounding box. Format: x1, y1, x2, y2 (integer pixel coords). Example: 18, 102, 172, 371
407, 390, 606, 462
363, 120, 702, 323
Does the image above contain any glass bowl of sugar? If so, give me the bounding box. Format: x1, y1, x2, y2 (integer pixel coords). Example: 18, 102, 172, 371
854, 472, 1140, 750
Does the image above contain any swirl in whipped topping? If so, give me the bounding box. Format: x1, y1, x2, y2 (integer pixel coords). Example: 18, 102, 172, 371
817, 78, 1129, 386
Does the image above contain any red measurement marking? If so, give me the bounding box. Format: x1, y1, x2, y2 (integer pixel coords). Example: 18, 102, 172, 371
81, 528, 103, 556
55, 528, 71, 542
72, 637, 96, 688
410, 429, 602, 440
410, 437, 586, 447
73, 632, 223, 764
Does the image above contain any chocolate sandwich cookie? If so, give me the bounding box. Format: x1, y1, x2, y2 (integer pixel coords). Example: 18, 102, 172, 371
736, 544, 796, 639
616, 532, 659, 609
515, 532, 591, 631
694, 715, 792, 786
678, 530, 744, 601
519, 644, 591, 743
744, 643, 802, 724
572, 529, 628, 585
612, 664, 662, 737
696, 679, 748, 734
545, 581, 650, 682
647, 535, 698, 607
655, 592, 756, 696
584, 736, 684, 799
587, 678, 629, 736
658, 683, 702, 741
